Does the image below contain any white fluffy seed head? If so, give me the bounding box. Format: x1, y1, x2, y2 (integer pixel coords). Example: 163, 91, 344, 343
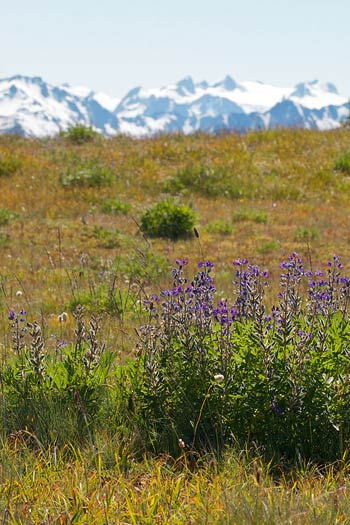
15, 290, 23, 297
58, 312, 69, 323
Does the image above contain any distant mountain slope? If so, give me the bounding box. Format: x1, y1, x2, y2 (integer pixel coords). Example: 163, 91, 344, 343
0, 74, 348, 137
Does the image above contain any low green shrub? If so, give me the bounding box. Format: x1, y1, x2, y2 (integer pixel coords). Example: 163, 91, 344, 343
83, 225, 122, 249
116, 249, 169, 284
0, 233, 10, 247
60, 124, 99, 144
294, 227, 319, 242
164, 164, 241, 198
257, 239, 280, 254
141, 199, 196, 240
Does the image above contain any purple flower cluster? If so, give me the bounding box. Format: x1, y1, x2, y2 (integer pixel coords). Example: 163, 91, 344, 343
8, 309, 27, 323
213, 299, 237, 329
142, 259, 217, 343
141, 253, 350, 360
275, 253, 305, 328
8, 309, 27, 354
232, 259, 269, 320
306, 255, 350, 317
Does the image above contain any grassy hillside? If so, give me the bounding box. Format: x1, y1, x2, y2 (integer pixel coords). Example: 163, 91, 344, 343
1, 129, 350, 343
1, 128, 350, 523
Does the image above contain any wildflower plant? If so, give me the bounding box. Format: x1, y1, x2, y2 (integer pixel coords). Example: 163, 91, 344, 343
133, 253, 350, 460
2, 305, 115, 447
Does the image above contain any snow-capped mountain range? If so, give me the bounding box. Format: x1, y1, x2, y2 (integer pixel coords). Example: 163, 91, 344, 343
0, 74, 349, 138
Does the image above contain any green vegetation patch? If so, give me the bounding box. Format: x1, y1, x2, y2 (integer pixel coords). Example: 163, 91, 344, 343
60, 124, 100, 144
294, 226, 320, 242
101, 197, 131, 215
141, 198, 196, 240
0, 153, 21, 176
60, 158, 114, 188
0, 208, 19, 226
232, 208, 269, 224
206, 219, 233, 235
334, 151, 350, 174
164, 164, 242, 198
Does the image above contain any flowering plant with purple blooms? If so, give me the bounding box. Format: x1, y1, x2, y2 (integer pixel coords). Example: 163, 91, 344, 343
2, 305, 115, 449
135, 253, 350, 459
4, 253, 350, 461
8, 309, 27, 354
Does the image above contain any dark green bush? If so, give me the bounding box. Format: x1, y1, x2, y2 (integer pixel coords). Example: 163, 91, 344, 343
60, 124, 99, 144
140, 199, 196, 240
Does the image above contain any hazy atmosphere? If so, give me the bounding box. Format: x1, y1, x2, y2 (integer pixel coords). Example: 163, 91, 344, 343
2, 0, 350, 96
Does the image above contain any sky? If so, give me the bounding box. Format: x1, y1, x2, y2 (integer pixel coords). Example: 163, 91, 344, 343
2, 0, 350, 98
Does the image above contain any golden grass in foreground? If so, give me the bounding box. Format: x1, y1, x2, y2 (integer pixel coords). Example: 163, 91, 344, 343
1, 442, 350, 524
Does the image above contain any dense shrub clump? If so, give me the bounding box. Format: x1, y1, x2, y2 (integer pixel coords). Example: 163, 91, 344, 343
140, 199, 196, 240
60, 124, 99, 144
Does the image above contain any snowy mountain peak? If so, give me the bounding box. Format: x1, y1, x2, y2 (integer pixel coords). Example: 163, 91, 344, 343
289, 79, 345, 109
292, 79, 339, 98
176, 76, 195, 95
7, 74, 45, 84
213, 75, 239, 91
291, 82, 314, 98
120, 86, 142, 102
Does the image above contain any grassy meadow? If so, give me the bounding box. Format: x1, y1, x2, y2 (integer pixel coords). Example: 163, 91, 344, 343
1, 127, 350, 522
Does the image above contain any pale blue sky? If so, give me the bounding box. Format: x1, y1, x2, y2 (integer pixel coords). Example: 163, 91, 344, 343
2, 0, 350, 97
